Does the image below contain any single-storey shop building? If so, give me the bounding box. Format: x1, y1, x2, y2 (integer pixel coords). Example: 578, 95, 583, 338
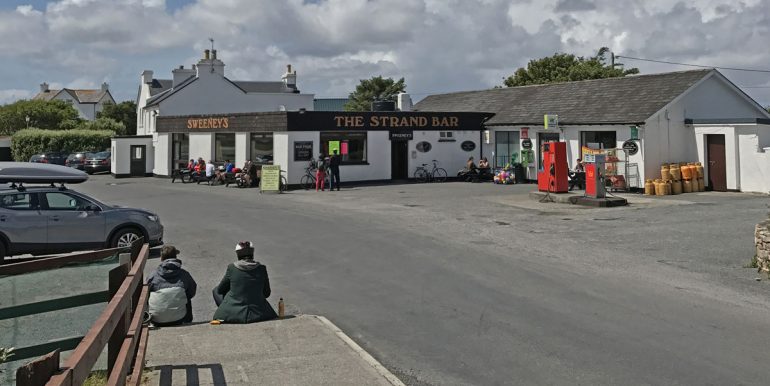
414, 69, 770, 193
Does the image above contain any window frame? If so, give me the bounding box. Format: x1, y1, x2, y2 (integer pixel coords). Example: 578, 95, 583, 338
41, 192, 99, 211
320, 131, 368, 165
0, 192, 38, 211
214, 133, 236, 163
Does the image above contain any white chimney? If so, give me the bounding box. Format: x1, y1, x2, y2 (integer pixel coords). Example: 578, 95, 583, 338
282, 64, 297, 90
40, 82, 49, 92
172, 65, 196, 87
397, 93, 412, 112
141, 70, 153, 84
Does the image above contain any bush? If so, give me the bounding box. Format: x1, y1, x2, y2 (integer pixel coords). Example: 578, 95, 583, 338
11, 129, 114, 161
79, 117, 125, 133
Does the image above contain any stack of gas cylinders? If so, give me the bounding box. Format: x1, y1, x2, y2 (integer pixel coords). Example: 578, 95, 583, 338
645, 162, 705, 196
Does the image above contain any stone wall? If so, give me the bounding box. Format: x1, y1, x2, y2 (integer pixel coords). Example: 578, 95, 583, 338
755, 219, 770, 273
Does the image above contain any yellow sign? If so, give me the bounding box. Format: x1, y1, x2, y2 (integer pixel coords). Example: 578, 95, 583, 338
187, 117, 229, 129
544, 114, 558, 130
328, 141, 340, 155
260, 165, 281, 192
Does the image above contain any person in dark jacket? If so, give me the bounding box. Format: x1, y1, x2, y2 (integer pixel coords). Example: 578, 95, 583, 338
146, 245, 197, 325
212, 241, 277, 323
329, 149, 341, 191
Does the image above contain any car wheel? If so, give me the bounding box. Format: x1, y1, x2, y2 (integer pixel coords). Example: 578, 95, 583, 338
111, 227, 143, 248
0, 241, 5, 264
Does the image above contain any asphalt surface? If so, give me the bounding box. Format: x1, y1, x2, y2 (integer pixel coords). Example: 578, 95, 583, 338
3, 176, 770, 385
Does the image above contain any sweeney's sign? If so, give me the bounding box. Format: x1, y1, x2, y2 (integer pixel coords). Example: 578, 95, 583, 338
187, 117, 229, 129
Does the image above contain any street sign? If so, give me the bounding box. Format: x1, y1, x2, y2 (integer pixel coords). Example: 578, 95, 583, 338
260, 165, 281, 192
622, 140, 639, 156
544, 114, 558, 130
521, 138, 533, 149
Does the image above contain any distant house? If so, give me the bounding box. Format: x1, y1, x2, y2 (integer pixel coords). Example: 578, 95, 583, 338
33, 82, 116, 121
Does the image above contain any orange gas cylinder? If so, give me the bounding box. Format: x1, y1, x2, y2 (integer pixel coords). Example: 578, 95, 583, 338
695, 162, 704, 178
669, 164, 681, 180
671, 180, 682, 195
697, 178, 705, 192
683, 179, 693, 193
644, 179, 655, 195
681, 164, 694, 180
661, 164, 671, 181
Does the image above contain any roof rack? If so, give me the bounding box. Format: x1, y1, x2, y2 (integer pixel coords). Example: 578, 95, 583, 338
0, 162, 89, 185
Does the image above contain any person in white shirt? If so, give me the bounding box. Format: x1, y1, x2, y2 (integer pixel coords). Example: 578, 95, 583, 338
205, 160, 215, 178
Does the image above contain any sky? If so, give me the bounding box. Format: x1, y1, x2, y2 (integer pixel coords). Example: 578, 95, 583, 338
1, 0, 770, 107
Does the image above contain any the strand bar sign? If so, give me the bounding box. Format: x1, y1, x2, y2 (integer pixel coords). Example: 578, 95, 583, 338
334, 115, 459, 128
187, 117, 229, 129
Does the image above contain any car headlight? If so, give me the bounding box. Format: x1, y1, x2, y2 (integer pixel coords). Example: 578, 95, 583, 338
146, 215, 159, 222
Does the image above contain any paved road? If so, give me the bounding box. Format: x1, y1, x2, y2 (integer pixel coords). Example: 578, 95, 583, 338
7, 176, 770, 385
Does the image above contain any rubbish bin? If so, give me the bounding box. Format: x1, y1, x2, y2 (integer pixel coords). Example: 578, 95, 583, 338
513, 164, 526, 183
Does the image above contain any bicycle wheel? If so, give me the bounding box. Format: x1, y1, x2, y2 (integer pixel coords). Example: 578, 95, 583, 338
414, 168, 429, 183
433, 168, 448, 182
280, 176, 288, 192
300, 175, 313, 190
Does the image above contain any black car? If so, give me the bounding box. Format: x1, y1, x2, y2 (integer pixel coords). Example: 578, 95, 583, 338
65, 151, 95, 170
84, 151, 111, 174
29, 152, 68, 165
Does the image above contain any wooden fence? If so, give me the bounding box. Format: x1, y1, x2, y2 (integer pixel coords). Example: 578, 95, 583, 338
2, 241, 151, 386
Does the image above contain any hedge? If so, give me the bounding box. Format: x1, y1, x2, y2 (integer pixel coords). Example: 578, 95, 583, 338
11, 129, 114, 162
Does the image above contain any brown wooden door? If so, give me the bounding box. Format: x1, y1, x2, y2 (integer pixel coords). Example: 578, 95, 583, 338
707, 134, 727, 191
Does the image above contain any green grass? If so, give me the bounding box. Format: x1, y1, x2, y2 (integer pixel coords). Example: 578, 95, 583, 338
744, 255, 759, 269
83, 370, 108, 386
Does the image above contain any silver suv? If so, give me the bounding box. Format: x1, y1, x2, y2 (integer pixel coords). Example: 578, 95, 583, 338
0, 185, 163, 262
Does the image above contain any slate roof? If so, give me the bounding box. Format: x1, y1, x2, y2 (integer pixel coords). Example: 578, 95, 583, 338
414, 69, 713, 125
33, 88, 112, 104
314, 98, 349, 111
149, 79, 173, 96
144, 77, 296, 107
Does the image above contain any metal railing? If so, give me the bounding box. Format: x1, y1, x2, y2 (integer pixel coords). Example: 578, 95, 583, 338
4, 241, 150, 386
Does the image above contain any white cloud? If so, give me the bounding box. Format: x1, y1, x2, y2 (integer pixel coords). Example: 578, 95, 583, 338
0, 0, 769, 105
0, 89, 33, 105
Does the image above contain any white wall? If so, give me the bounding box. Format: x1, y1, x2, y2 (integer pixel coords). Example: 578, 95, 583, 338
411, 130, 479, 177
281, 131, 319, 185
153, 133, 170, 176
693, 125, 739, 190
343, 131, 391, 182
680, 75, 769, 120
737, 125, 770, 193
111, 137, 154, 176
235, 132, 249, 167
188, 133, 213, 163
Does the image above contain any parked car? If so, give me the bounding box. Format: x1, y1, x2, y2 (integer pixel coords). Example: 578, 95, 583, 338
84, 151, 111, 174
65, 151, 95, 170
29, 152, 67, 165
254, 154, 273, 164
0, 162, 163, 262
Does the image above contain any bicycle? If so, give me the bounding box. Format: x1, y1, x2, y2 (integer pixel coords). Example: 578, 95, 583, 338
300, 167, 330, 190
414, 160, 448, 183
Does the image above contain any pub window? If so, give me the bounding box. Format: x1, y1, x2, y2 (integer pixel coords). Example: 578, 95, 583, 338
439, 131, 455, 142
494, 131, 520, 168
320, 131, 367, 164
214, 133, 236, 163
172, 133, 189, 170
581, 131, 617, 154
250, 133, 273, 163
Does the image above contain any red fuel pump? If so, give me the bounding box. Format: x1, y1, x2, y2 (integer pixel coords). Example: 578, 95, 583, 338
537, 141, 568, 193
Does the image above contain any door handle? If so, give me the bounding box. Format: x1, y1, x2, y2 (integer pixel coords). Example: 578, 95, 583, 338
0, 215, 6, 222
50, 215, 60, 221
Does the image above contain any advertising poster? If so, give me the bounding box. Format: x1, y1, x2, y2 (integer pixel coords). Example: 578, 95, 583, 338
341, 141, 349, 155
260, 165, 281, 192
329, 141, 340, 155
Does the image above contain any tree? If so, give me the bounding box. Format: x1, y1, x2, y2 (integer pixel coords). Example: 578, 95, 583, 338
79, 117, 125, 133
344, 76, 406, 111
0, 99, 80, 135
97, 100, 136, 136
503, 47, 640, 87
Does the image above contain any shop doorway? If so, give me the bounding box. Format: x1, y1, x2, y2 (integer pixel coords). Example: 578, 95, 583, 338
130, 145, 146, 177
537, 132, 560, 169
707, 134, 727, 191
391, 140, 409, 180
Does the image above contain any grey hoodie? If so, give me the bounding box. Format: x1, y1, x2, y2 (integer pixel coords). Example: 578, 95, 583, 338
146, 258, 197, 300
234, 258, 260, 271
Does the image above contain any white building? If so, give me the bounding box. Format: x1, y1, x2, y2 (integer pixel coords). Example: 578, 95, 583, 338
116, 49, 315, 177
415, 69, 770, 193
33, 82, 115, 121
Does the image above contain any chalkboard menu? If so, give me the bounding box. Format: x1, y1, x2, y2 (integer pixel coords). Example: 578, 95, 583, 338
294, 141, 313, 161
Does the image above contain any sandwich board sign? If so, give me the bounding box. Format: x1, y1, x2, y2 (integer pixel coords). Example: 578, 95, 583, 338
260, 165, 281, 193
544, 114, 559, 130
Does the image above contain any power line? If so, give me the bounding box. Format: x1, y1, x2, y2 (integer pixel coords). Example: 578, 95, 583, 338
616, 55, 770, 74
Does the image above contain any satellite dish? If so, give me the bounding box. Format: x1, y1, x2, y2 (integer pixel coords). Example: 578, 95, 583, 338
0, 162, 89, 184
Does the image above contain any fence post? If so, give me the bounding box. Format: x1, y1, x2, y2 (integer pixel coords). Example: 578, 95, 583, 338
107, 260, 130, 374
15, 349, 60, 386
